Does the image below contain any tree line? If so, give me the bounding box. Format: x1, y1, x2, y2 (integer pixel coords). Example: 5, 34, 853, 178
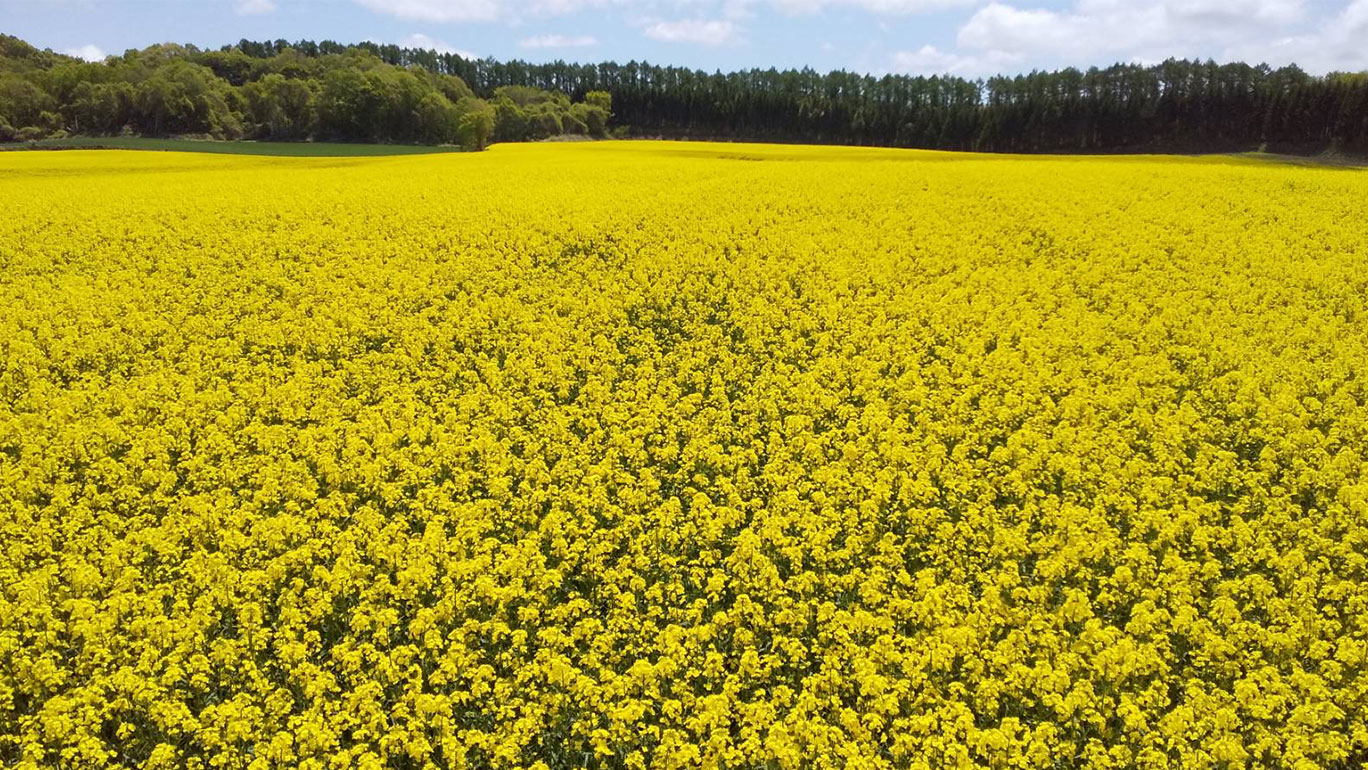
371, 43, 1366, 154
0, 35, 611, 150
4, 33, 1367, 154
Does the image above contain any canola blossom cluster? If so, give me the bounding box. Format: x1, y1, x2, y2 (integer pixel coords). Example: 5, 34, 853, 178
2, 144, 1368, 769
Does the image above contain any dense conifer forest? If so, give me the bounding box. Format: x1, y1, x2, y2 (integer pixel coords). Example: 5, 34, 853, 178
2, 33, 1365, 153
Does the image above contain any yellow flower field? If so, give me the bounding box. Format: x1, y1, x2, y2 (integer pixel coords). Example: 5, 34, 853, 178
2, 143, 1367, 769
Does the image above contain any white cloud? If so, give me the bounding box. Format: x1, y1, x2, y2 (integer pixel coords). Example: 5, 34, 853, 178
353, 0, 616, 23
352, 0, 1366, 73
951, 0, 1342, 70
642, 18, 740, 45
766, 0, 972, 13
1222, 0, 1368, 71
956, 2, 1156, 61
352, 0, 969, 28
891, 44, 1019, 77
400, 33, 478, 58
520, 34, 599, 48
62, 44, 106, 62
236, 0, 277, 13
529, 0, 622, 14
356, 0, 504, 22
1166, 0, 1303, 25
957, 0, 1329, 62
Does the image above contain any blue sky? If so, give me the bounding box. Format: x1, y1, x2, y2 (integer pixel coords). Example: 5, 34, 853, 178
5, 0, 1367, 77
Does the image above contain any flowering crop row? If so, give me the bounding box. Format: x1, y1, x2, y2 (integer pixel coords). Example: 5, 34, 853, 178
2, 144, 1368, 769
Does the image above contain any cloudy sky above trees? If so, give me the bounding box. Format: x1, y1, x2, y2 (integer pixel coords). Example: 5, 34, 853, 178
6, 0, 1367, 77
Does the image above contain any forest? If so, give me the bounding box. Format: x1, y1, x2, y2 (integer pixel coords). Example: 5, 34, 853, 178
0, 35, 611, 150
2, 32, 1366, 153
